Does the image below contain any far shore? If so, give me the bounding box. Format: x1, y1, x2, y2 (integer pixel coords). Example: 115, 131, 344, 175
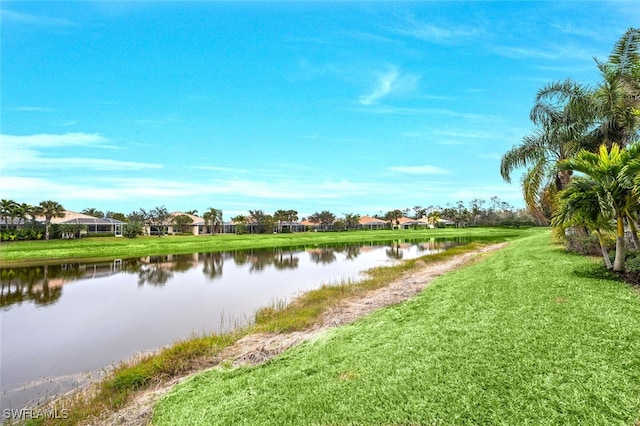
0, 227, 531, 267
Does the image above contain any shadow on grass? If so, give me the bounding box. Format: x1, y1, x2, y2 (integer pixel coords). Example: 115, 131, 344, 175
572, 262, 625, 282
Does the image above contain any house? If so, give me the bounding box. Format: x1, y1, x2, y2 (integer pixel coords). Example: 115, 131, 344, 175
357, 216, 387, 230
166, 212, 207, 235
47, 211, 125, 236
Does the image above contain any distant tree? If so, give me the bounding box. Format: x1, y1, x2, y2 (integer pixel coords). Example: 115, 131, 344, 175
427, 210, 441, 228
273, 209, 288, 233
333, 219, 346, 231
0, 199, 15, 227
468, 199, 485, 225
310, 210, 336, 231
107, 212, 128, 222
127, 210, 146, 224
15, 203, 34, 228
34, 200, 66, 240
343, 213, 361, 230
148, 206, 172, 236
81, 208, 105, 218
384, 209, 403, 229
249, 209, 275, 234
412, 205, 426, 219
231, 215, 248, 234
185, 209, 199, 216
285, 209, 299, 232
172, 214, 194, 233
203, 207, 223, 234
123, 222, 144, 238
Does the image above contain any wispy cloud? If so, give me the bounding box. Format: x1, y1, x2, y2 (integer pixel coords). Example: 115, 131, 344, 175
1, 9, 74, 26
492, 43, 596, 61
359, 68, 399, 106
1, 133, 107, 148
391, 14, 480, 43
0, 133, 160, 172
388, 165, 450, 175
12, 106, 56, 112
355, 105, 501, 122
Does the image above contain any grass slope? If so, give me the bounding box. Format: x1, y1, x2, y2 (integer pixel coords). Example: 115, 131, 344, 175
0, 228, 522, 266
153, 230, 640, 425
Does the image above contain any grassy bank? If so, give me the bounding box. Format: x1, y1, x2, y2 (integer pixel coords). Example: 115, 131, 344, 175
30, 235, 516, 425
0, 227, 523, 266
154, 230, 640, 425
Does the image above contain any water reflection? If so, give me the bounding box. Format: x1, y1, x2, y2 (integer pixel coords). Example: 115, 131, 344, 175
0, 239, 468, 310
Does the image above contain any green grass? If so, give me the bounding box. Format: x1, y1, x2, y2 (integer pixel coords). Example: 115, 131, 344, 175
253, 241, 494, 334
0, 227, 526, 266
153, 230, 640, 425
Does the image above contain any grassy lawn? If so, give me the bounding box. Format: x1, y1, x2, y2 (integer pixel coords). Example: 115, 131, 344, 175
153, 230, 640, 425
0, 227, 525, 266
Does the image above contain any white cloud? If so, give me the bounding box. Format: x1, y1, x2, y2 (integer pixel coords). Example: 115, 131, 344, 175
0, 133, 160, 172
492, 43, 596, 61
388, 165, 450, 175
1, 132, 107, 148
1, 9, 74, 26
359, 68, 399, 106
12, 106, 56, 112
392, 15, 479, 43
356, 105, 501, 122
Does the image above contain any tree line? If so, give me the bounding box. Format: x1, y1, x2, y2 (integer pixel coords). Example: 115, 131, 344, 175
0, 194, 535, 241
501, 27, 640, 273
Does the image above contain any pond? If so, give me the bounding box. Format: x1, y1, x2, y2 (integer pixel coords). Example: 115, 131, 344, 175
1, 238, 467, 412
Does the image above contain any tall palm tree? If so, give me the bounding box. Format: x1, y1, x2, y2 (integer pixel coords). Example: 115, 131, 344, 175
589, 28, 640, 149
501, 79, 593, 223
557, 144, 639, 271
203, 207, 223, 234
34, 200, 66, 240
502, 28, 640, 224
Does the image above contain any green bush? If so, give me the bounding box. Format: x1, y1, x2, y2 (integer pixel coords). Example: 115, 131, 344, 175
625, 252, 640, 273
123, 222, 144, 238
565, 232, 613, 256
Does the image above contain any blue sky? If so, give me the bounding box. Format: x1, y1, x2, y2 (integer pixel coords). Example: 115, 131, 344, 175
2, 1, 639, 220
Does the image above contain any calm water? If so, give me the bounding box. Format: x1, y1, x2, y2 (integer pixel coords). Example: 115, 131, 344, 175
1, 238, 464, 411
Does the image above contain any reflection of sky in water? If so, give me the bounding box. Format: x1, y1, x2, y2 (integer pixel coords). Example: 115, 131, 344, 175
0, 240, 460, 411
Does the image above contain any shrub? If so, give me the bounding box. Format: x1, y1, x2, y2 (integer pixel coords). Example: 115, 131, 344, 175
625, 252, 640, 273
123, 222, 144, 238
565, 232, 614, 256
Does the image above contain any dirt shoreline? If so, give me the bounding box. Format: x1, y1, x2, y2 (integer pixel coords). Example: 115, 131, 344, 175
89, 242, 508, 426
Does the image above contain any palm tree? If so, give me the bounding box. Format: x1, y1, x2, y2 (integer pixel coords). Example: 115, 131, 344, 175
427, 210, 441, 228
203, 207, 223, 234
81, 207, 105, 218
589, 28, 640, 149
557, 144, 639, 271
552, 177, 615, 269
273, 209, 288, 233
16, 203, 34, 227
501, 79, 593, 223
285, 209, 299, 233
231, 215, 248, 234
502, 28, 640, 224
34, 200, 66, 240
0, 199, 17, 228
